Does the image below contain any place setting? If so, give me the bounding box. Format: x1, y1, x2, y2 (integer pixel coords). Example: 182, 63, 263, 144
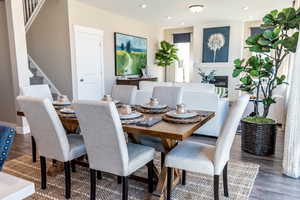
135, 97, 171, 114
163, 104, 204, 124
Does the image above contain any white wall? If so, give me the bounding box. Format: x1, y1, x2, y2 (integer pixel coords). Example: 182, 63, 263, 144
192, 21, 244, 101
0, 2, 17, 125
68, 0, 162, 94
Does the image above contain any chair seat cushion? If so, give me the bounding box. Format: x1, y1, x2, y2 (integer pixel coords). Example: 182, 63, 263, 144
67, 134, 86, 160
127, 143, 155, 176
139, 136, 165, 152
165, 141, 215, 175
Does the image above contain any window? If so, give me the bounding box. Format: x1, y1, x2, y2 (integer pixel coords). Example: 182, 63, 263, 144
173, 33, 192, 82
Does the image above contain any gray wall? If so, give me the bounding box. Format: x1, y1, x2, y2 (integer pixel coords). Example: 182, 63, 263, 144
0, 2, 17, 124
27, 0, 73, 98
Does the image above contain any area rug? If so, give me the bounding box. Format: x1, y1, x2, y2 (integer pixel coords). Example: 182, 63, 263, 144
3, 154, 259, 200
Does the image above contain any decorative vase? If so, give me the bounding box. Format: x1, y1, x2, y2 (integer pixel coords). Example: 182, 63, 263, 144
241, 120, 276, 156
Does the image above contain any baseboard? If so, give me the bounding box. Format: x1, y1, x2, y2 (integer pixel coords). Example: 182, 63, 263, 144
16, 125, 30, 135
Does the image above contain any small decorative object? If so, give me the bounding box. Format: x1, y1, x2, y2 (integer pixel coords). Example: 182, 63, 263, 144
163, 113, 202, 124
120, 105, 132, 115
0, 126, 16, 171
149, 98, 159, 106
232, 7, 300, 156
202, 26, 230, 63
176, 104, 186, 114
166, 110, 198, 119
135, 106, 170, 114
102, 95, 113, 102
198, 68, 216, 84
114, 33, 147, 76
155, 41, 179, 81
141, 68, 148, 77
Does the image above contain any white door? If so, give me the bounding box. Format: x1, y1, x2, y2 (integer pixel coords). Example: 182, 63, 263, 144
74, 25, 104, 100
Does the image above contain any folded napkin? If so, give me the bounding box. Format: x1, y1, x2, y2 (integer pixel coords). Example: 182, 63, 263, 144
136, 117, 162, 127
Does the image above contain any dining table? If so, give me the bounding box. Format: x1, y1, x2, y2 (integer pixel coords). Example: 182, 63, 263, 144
17, 105, 215, 200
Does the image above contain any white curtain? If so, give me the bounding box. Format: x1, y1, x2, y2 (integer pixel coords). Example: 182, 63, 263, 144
283, 37, 300, 178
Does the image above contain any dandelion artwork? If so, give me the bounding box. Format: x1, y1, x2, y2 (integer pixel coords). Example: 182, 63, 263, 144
202, 26, 230, 63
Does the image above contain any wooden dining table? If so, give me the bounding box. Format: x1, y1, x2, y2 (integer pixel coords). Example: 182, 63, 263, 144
17, 108, 215, 200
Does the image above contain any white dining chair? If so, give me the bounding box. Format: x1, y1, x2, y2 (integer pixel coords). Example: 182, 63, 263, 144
111, 85, 137, 105
20, 84, 54, 163
152, 86, 183, 108
165, 94, 250, 200
139, 86, 183, 167
17, 96, 86, 199
73, 100, 155, 200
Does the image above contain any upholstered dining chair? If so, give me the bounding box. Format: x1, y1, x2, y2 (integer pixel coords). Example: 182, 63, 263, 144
152, 86, 183, 108
0, 126, 16, 171
111, 85, 137, 105
20, 84, 54, 163
165, 94, 250, 200
17, 96, 86, 199
73, 100, 155, 200
139, 86, 183, 166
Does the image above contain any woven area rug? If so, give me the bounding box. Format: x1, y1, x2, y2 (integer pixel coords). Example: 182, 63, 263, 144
3, 154, 259, 200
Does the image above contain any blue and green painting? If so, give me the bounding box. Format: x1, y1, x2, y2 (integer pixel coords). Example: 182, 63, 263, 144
115, 33, 147, 76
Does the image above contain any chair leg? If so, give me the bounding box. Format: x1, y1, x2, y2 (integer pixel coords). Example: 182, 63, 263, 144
90, 169, 96, 200
214, 175, 219, 200
97, 171, 102, 180
64, 161, 71, 199
122, 177, 128, 200
40, 156, 47, 189
167, 168, 173, 200
161, 152, 165, 169
31, 136, 36, 163
223, 162, 229, 197
182, 170, 186, 185
117, 176, 122, 184
71, 160, 76, 172
147, 161, 154, 193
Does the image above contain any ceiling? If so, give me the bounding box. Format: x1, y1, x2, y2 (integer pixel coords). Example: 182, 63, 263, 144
79, 0, 293, 28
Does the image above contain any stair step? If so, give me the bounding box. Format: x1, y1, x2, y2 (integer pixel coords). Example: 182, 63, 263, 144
30, 76, 44, 85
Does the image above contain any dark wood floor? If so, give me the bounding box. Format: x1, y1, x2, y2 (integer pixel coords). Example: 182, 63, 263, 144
7, 128, 300, 200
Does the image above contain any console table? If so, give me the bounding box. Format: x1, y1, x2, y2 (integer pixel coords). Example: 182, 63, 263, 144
116, 77, 157, 89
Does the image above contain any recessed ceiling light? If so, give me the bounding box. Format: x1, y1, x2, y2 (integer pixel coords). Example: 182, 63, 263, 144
189, 5, 205, 13
139, 4, 147, 8
243, 6, 249, 10
167, 16, 172, 20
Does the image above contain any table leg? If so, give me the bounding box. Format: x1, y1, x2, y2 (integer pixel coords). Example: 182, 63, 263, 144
152, 138, 179, 200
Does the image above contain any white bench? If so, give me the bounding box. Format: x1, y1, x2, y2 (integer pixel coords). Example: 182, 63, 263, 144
0, 172, 35, 200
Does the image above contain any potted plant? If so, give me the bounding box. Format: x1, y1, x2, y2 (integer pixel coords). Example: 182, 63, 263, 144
155, 41, 179, 82
233, 7, 300, 156
198, 69, 216, 84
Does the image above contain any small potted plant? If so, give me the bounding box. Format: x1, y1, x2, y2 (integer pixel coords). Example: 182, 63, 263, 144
155, 41, 179, 82
198, 69, 216, 84
233, 7, 300, 156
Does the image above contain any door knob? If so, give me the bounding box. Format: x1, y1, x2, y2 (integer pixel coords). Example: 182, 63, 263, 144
80, 78, 84, 82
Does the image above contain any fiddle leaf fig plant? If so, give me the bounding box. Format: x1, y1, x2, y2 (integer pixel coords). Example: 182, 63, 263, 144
155, 41, 179, 81
233, 7, 300, 118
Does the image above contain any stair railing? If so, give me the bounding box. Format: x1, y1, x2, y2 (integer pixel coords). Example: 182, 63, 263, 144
23, 0, 46, 32
28, 55, 62, 96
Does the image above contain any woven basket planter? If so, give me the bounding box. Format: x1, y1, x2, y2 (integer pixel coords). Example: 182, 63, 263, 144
241, 120, 276, 156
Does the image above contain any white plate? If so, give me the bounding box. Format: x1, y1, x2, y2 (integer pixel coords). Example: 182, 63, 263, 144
166, 110, 198, 119
114, 100, 120, 104
60, 108, 75, 114
119, 112, 142, 120
141, 104, 167, 110
53, 101, 71, 106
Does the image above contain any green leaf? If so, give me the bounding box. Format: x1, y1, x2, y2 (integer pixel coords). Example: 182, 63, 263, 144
263, 30, 274, 40
263, 97, 276, 106
282, 32, 299, 53
258, 37, 271, 46
232, 69, 242, 77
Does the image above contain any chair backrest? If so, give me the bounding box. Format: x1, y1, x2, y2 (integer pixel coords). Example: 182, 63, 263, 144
152, 86, 183, 108
0, 126, 15, 171
111, 85, 137, 105
73, 100, 129, 176
20, 85, 53, 102
139, 81, 173, 91
17, 96, 70, 162
214, 94, 250, 175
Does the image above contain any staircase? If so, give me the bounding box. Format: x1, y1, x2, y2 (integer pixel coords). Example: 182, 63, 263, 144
23, 0, 61, 99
